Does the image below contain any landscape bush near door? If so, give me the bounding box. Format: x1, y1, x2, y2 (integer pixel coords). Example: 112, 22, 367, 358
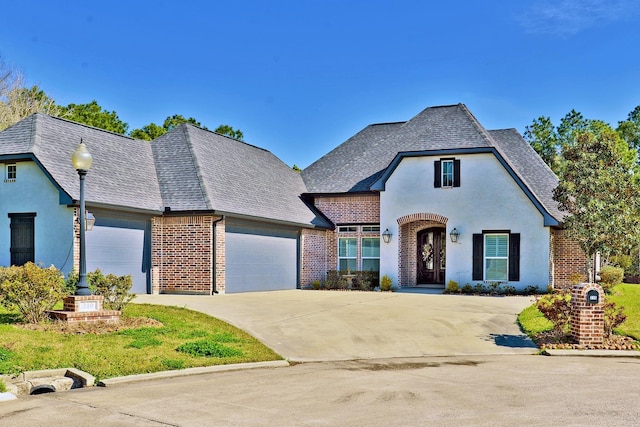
66, 269, 135, 310
0, 262, 65, 323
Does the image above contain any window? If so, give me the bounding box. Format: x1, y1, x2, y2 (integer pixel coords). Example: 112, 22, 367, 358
338, 238, 357, 271
361, 237, 380, 272
442, 160, 454, 187
434, 159, 460, 188
361, 226, 380, 232
473, 232, 520, 281
338, 226, 357, 232
5, 164, 16, 181
484, 234, 508, 281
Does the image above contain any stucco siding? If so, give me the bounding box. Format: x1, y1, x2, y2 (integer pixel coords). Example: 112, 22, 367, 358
0, 161, 74, 272
379, 153, 551, 290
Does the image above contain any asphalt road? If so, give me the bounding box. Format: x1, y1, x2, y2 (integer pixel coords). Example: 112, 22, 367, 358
2, 355, 639, 426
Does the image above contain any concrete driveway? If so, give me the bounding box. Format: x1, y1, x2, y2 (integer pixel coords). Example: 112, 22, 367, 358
135, 290, 538, 361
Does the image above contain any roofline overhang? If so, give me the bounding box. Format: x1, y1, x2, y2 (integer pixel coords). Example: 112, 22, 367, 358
302, 190, 378, 198
68, 201, 164, 216
162, 208, 331, 230
370, 147, 560, 227
1, 153, 73, 205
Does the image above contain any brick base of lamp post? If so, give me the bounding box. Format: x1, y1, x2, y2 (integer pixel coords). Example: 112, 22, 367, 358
48, 295, 121, 325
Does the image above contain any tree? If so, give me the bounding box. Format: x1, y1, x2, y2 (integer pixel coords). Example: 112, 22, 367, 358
130, 114, 244, 141
524, 116, 559, 170
617, 105, 640, 154
553, 126, 640, 282
0, 85, 61, 130
213, 124, 243, 140
60, 100, 129, 134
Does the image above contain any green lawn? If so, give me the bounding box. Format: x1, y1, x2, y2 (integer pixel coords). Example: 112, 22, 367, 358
518, 283, 640, 341
0, 304, 281, 381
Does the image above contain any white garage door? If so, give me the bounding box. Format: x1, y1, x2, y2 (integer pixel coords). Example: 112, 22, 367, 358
225, 224, 298, 293
86, 216, 149, 294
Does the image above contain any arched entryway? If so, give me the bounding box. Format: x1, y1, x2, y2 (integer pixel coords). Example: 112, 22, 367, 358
397, 213, 448, 287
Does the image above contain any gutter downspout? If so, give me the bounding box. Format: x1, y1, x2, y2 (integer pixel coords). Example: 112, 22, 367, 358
211, 215, 225, 295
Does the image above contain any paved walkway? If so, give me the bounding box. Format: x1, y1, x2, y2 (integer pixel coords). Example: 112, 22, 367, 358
135, 290, 538, 361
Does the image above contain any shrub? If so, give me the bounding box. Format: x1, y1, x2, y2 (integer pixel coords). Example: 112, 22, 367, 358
603, 300, 626, 337
523, 285, 540, 295
599, 266, 624, 294
325, 270, 348, 290
311, 280, 321, 290
461, 283, 473, 294
502, 285, 517, 295
445, 279, 459, 294
380, 275, 393, 292
0, 263, 65, 323
67, 269, 135, 310
569, 272, 587, 285
487, 282, 501, 294
352, 271, 374, 291
473, 283, 487, 294
535, 291, 571, 339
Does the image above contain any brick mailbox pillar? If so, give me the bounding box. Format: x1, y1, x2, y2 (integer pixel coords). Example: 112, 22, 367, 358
570, 283, 604, 346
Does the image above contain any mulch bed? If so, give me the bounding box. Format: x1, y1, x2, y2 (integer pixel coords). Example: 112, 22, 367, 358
18, 317, 163, 335
534, 332, 639, 351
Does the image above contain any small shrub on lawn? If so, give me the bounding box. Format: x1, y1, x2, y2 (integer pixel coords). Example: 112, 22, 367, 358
445, 279, 459, 294
487, 282, 501, 294
67, 269, 136, 310
599, 266, 624, 294
380, 275, 393, 292
311, 280, 321, 290
177, 340, 243, 358
535, 290, 571, 339
0, 263, 65, 323
461, 283, 473, 294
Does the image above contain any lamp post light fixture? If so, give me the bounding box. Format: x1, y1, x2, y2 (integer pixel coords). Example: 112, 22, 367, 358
449, 227, 460, 243
382, 228, 392, 244
71, 139, 93, 296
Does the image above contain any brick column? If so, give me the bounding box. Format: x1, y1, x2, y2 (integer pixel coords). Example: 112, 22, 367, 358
570, 283, 604, 346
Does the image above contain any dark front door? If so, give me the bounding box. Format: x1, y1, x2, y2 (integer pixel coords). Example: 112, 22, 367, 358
9, 213, 35, 266
417, 227, 446, 284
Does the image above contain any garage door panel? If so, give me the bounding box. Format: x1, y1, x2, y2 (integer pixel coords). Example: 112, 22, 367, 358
86, 222, 148, 294
226, 232, 297, 293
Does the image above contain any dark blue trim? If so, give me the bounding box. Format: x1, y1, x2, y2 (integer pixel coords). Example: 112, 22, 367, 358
0, 154, 73, 205
370, 147, 559, 227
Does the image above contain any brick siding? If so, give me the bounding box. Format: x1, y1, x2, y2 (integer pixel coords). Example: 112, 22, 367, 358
151, 215, 224, 294
552, 228, 587, 290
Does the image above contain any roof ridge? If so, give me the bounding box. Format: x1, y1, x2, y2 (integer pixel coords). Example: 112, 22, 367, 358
181, 122, 270, 154
37, 112, 139, 140
457, 103, 496, 147
182, 125, 214, 210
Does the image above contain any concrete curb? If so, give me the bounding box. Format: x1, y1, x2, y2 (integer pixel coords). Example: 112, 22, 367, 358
544, 349, 640, 357
98, 360, 290, 387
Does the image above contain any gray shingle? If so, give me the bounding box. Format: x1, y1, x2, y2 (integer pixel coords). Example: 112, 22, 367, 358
1, 114, 164, 212
153, 124, 328, 227
302, 103, 563, 223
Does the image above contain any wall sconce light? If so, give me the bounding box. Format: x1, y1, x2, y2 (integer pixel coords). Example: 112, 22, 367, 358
449, 227, 460, 243
382, 228, 392, 244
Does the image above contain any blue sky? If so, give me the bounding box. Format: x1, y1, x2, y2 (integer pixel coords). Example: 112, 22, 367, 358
1, 0, 639, 168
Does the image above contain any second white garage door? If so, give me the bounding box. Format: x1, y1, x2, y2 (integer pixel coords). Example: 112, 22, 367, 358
225, 223, 298, 294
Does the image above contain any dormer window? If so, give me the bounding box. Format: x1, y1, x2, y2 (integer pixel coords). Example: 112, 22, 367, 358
5, 164, 16, 182
434, 158, 460, 188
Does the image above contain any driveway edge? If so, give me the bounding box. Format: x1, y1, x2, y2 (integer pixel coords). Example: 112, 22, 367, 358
544, 349, 640, 357
98, 360, 289, 387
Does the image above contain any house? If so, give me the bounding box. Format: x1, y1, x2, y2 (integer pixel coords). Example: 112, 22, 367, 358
0, 104, 584, 294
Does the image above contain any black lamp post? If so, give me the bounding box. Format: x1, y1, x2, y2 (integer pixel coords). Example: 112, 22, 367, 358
71, 140, 93, 296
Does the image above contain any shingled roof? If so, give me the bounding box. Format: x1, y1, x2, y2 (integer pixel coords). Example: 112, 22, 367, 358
302, 103, 563, 223
153, 124, 328, 227
0, 113, 164, 212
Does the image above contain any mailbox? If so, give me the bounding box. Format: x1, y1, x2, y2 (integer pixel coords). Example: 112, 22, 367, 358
587, 289, 600, 304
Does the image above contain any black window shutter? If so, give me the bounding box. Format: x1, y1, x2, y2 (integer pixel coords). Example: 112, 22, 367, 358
453, 159, 461, 187
472, 234, 483, 280
434, 160, 441, 188
509, 233, 520, 281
